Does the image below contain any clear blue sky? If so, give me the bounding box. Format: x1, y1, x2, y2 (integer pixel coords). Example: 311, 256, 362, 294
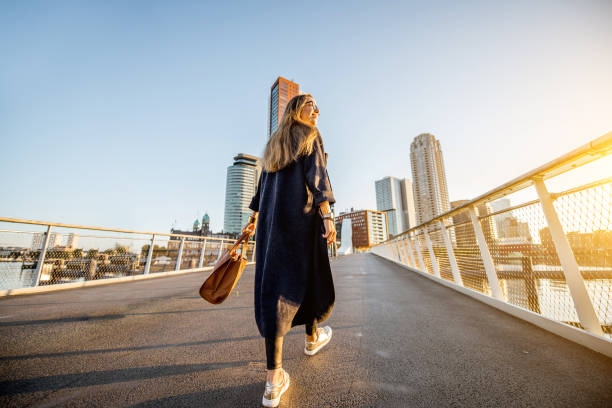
2, 0, 611, 234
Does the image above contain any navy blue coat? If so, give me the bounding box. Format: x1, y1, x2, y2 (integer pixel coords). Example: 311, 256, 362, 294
249, 126, 336, 339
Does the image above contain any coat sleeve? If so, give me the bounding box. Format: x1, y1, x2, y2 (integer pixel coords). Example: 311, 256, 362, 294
249, 173, 262, 212
303, 137, 336, 206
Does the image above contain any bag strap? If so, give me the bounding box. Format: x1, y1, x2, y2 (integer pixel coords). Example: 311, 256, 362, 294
227, 230, 251, 256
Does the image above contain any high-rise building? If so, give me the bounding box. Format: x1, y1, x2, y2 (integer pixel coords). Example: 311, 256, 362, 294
400, 178, 418, 229
490, 199, 512, 237
66, 233, 79, 250
450, 200, 498, 247
476, 202, 498, 246
451, 200, 475, 248
268, 77, 300, 137
410, 133, 451, 225
31, 232, 60, 250
375, 176, 416, 237
223, 153, 261, 235
335, 209, 388, 249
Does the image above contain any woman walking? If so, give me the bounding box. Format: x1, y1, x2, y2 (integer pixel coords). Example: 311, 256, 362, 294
243, 93, 336, 407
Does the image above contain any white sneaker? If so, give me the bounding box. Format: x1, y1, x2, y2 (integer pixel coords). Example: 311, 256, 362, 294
304, 326, 332, 356
262, 368, 290, 407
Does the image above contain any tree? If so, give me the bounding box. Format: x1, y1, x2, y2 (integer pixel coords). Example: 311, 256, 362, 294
87, 249, 99, 258
115, 244, 129, 254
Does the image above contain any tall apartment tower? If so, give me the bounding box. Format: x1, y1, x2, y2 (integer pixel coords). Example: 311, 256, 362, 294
268, 77, 300, 137
223, 153, 261, 234
410, 133, 451, 225
375, 176, 417, 237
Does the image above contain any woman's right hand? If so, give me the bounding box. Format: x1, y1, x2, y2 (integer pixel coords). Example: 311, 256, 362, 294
243, 222, 256, 237
322, 218, 336, 246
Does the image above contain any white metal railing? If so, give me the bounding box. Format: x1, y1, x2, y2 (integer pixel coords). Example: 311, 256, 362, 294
0, 218, 255, 291
372, 132, 612, 340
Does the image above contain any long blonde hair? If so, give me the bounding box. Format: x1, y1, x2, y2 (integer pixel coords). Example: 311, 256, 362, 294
262, 94, 319, 172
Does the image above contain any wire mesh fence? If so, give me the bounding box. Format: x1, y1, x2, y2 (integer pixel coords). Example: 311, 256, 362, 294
374, 136, 612, 340
429, 225, 453, 282
554, 179, 612, 333
0, 219, 254, 292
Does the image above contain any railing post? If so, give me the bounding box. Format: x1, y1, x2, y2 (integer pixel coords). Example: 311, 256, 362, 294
413, 232, 426, 271
424, 229, 441, 277
395, 241, 402, 263
522, 255, 541, 314
216, 239, 225, 262
175, 238, 185, 272
404, 236, 416, 268
400, 239, 411, 267
468, 206, 503, 300
34, 225, 52, 287
400, 241, 406, 264
439, 221, 463, 285
534, 178, 603, 335
198, 238, 207, 268
144, 234, 155, 275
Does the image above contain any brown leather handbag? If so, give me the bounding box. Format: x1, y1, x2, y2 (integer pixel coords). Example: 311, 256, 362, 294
199, 231, 251, 304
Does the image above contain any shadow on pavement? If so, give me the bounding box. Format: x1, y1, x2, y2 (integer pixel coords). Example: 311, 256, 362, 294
128, 382, 264, 408
0, 361, 250, 396
1, 324, 362, 362
0, 306, 254, 327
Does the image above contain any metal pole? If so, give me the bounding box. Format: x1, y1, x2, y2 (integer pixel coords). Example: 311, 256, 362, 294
394, 242, 402, 263
424, 229, 441, 278
439, 221, 462, 285
175, 238, 185, 272
400, 239, 411, 267
522, 255, 541, 314
34, 225, 52, 287
468, 206, 503, 300
413, 232, 426, 271
198, 238, 207, 268
216, 239, 225, 262
534, 178, 603, 335
144, 234, 155, 275
404, 236, 416, 268
251, 240, 256, 262
401, 240, 408, 264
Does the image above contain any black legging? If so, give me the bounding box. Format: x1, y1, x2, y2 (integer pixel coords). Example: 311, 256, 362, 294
265, 323, 317, 370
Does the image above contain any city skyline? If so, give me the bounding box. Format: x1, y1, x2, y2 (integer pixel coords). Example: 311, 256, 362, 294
2, 2, 611, 234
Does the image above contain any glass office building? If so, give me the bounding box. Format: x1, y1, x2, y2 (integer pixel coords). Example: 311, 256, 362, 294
223, 154, 261, 235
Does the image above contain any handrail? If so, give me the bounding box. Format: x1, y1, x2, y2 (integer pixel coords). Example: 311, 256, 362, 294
386, 131, 612, 242
0, 217, 231, 242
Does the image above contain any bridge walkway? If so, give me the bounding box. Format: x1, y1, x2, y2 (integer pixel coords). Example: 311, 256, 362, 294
1, 253, 611, 407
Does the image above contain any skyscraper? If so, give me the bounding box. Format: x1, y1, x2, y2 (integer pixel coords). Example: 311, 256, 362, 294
375, 176, 416, 237
268, 77, 300, 137
450, 200, 498, 247
451, 200, 474, 248
410, 133, 451, 225
223, 153, 261, 234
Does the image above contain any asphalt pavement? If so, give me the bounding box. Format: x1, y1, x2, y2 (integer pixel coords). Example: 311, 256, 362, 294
1, 253, 611, 407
